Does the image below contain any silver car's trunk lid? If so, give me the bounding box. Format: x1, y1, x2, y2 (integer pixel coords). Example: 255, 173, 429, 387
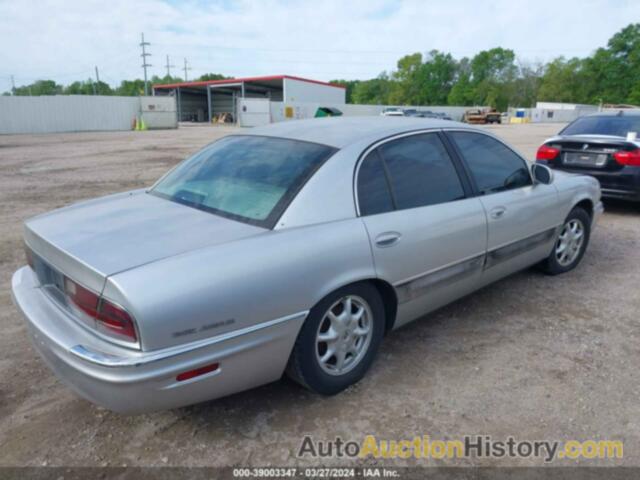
24, 189, 265, 293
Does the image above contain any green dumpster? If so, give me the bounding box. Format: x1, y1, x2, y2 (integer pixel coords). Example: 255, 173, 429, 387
315, 107, 343, 118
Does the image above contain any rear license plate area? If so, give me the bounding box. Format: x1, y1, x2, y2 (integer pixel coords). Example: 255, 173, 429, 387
32, 254, 67, 304
563, 152, 608, 167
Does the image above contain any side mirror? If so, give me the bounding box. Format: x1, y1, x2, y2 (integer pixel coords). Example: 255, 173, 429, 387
532, 163, 553, 185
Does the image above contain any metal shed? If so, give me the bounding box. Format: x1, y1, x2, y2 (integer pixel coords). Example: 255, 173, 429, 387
152, 75, 346, 124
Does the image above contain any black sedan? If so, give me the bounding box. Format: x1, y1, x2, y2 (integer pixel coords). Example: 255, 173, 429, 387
536, 111, 640, 202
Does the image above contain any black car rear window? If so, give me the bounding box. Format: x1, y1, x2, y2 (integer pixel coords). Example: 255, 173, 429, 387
561, 115, 640, 137
151, 135, 336, 228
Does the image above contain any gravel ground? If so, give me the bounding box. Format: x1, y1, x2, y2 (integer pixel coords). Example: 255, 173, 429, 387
0, 122, 639, 468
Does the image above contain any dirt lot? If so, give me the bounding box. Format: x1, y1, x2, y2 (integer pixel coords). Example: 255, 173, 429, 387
1, 122, 639, 468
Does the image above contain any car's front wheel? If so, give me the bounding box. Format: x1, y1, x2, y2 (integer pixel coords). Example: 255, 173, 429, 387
541, 207, 591, 275
286, 283, 385, 395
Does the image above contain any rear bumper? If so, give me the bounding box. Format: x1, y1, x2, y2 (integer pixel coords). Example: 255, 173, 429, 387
11, 266, 306, 414
593, 201, 604, 229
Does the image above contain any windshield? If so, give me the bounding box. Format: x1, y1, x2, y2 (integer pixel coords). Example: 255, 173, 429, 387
150, 135, 336, 228
561, 115, 640, 137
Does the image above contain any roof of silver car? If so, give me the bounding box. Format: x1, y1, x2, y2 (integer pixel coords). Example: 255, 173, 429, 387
245, 116, 471, 148
585, 109, 640, 117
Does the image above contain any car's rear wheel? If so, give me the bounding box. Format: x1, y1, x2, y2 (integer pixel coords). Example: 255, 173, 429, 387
286, 283, 385, 395
540, 207, 591, 275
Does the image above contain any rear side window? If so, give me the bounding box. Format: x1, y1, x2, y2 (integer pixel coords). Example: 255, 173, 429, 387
150, 135, 336, 228
449, 132, 531, 194
378, 133, 465, 210
357, 151, 395, 216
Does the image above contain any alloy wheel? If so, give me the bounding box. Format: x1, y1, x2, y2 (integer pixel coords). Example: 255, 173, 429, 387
315, 295, 373, 376
555, 219, 585, 267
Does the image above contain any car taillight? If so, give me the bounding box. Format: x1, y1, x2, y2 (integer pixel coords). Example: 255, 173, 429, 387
536, 145, 560, 161
95, 299, 138, 343
613, 149, 640, 166
64, 277, 99, 317
64, 277, 138, 344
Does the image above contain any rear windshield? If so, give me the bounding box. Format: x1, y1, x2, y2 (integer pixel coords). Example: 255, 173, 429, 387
561, 115, 640, 137
150, 135, 336, 228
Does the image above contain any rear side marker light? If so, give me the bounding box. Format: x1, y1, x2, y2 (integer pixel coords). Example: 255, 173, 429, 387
64, 277, 138, 344
613, 149, 640, 167
536, 144, 560, 161
176, 363, 220, 382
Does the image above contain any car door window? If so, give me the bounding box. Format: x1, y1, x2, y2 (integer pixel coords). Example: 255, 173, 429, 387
378, 133, 465, 210
357, 150, 395, 216
448, 131, 532, 194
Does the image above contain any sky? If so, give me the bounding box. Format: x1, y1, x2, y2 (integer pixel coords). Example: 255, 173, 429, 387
1, 0, 639, 92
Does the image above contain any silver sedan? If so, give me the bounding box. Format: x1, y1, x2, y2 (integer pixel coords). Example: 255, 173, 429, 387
11, 117, 603, 413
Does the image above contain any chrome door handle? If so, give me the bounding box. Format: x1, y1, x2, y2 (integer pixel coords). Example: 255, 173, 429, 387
490, 207, 506, 219
375, 232, 401, 247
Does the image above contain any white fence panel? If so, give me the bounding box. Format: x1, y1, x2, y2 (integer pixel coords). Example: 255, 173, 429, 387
238, 98, 271, 127
268, 101, 483, 122
0, 95, 177, 134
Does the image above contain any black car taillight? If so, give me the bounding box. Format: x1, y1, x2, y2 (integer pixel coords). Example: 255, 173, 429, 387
613, 149, 640, 167
536, 144, 560, 162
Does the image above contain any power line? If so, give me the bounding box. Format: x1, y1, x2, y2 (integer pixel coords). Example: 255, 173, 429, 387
140, 32, 152, 95
183, 58, 192, 81
165, 55, 176, 77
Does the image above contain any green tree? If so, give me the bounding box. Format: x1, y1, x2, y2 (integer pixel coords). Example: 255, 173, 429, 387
115, 79, 146, 96
64, 79, 113, 95
581, 24, 640, 104
417, 50, 457, 105
389, 52, 423, 104
13, 80, 63, 96
197, 73, 229, 81
537, 57, 587, 103
328, 79, 361, 103
469, 48, 517, 109
150, 74, 184, 86
448, 57, 475, 106
510, 62, 543, 108
351, 73, 393, 104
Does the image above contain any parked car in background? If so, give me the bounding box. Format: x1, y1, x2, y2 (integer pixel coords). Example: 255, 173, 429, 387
463, 108, 502, 124
381, 108, 404, 117
536, 111, 640, 202
403, 109, 433, 118
12, 117, 602, 413
402, 110, 453, 120
434, 112, 453, 121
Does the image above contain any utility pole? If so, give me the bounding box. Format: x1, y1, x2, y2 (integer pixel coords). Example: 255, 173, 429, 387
140, 33, 152, 95
165, 55, 176, 78
10, 75, 15, 95
183, 58, 192, 82
92, 66, 100, 95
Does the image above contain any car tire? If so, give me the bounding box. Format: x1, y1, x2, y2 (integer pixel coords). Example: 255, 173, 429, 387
286, 283, 385, 395
540, 207, 591, 275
